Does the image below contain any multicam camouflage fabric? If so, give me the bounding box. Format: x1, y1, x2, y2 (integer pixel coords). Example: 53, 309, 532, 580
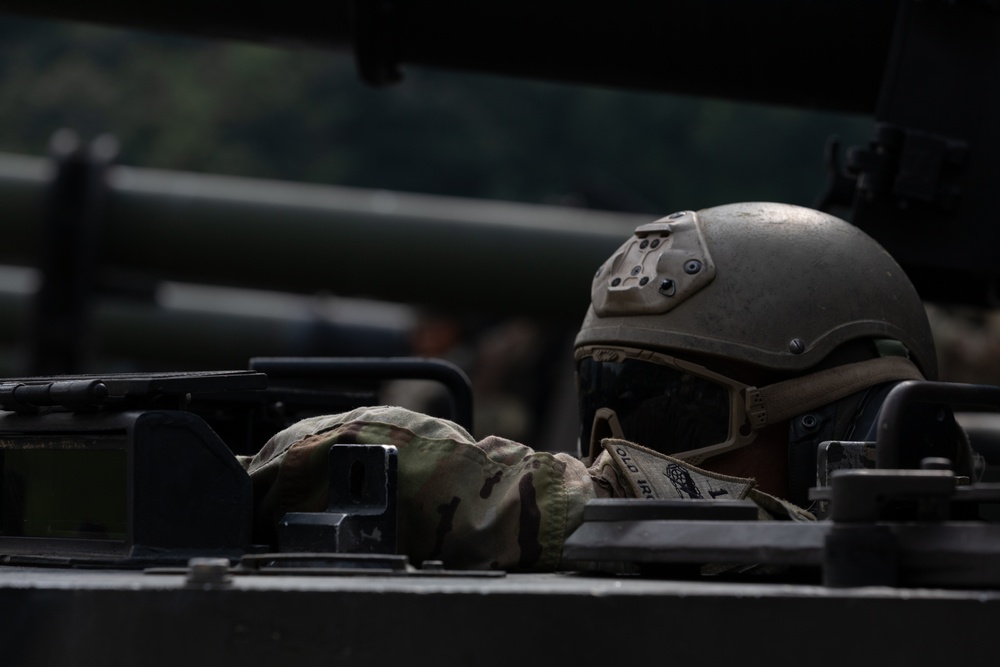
243, 406, 811, 571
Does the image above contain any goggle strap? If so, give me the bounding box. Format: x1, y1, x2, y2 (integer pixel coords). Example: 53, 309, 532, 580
745, 356, 924, 428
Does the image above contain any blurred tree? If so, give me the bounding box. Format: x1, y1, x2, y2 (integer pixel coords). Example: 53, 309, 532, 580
0, 15, 871, 214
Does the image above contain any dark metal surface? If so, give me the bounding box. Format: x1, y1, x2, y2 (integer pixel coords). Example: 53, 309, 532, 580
582, 498, 759, 522
241, 552, 411, 575
0, 1, 897, 112
824, 522, 1000, 589
564, 518, 828, 566
252, 357, 474, 432
850, 1, 1000, 305
0, 370, 267, 412
819, 465, 1000, 587
279, 444, 399, 554
875, 381, 1000, 469
0, 410, 252, 565
231, 552, 503, 577
567, 453, 1000, 589
29, 132, 116, 375
827, 469, 956, 523
2, 568, 998, 666
0, 360, 463, 455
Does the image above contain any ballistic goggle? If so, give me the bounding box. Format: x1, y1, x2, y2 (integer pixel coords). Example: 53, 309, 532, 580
575, 345, 924, 463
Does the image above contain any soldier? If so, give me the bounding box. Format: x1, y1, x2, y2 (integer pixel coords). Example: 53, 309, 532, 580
243, 202, 966, 571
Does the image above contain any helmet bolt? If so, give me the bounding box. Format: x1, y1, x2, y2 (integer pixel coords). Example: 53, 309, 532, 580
800, 414, 818, 430
650, 239, 661, 248
789, 338, 806, 354
640, 240, 649, 249
639, 277, 649, 286
683, 259, 703, 275
659, 279, 676, 296
611, 278, 622, 287
668, 212, 685, 219
630, 265, 642, 276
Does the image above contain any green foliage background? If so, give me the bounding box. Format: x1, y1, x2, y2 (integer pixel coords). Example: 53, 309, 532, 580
0, 15, 871, 214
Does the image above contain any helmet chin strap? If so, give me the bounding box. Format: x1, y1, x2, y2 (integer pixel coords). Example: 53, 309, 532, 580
744, 356, 925, 432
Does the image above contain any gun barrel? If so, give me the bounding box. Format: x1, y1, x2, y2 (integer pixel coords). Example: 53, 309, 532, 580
0, 151, 644, 321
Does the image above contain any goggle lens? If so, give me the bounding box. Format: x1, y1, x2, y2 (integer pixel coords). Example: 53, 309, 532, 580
577, 356, 731, 457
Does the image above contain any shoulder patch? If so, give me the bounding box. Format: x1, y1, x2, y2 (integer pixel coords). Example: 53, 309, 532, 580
601, 439, 756, 501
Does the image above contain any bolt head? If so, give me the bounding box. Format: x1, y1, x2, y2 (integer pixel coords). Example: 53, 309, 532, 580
186, 558, 232, 587
683, 259, 703, 275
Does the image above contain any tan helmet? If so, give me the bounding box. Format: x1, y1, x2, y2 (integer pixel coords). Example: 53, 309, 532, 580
575, 202, 936, 379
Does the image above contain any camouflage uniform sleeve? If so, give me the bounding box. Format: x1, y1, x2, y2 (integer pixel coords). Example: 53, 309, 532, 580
244, 405, 626, 571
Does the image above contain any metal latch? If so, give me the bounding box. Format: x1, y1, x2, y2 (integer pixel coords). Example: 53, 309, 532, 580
278, 444, 398, 554
847, 123, 967, 210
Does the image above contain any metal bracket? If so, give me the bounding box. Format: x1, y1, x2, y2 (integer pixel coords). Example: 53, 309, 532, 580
816, 441, 877, 488
561, 499, 807, 573
847, 122, 967, 211
875, 380, 1000, 469
250, 357, 474, 433
819, 460, 1000, 587
278, 444, 398, 554
566, 460, 1000, 587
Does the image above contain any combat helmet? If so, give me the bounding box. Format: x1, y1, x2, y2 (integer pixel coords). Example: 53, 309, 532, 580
574, 202, 934, 465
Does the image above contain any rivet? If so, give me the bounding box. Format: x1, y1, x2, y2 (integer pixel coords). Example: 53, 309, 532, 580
650, 239, 661, 249
640, 240, 649, 249
659, 279, 676, 296
683, 259, 703, 275
668, 212, 685, 219
789, 339, 806, 354
630, 265, 642, 276
639, 277, 649, 286
611, 278, 621, 287
801, 414, 818, 429
186, 558, 232, 587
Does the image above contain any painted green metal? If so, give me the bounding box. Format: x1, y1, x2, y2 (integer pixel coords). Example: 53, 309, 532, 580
0, 152, 644, 321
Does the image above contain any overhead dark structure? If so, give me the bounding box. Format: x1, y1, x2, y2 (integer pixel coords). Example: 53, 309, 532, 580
1, 1, 999, 306
0, 0, 897, 113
